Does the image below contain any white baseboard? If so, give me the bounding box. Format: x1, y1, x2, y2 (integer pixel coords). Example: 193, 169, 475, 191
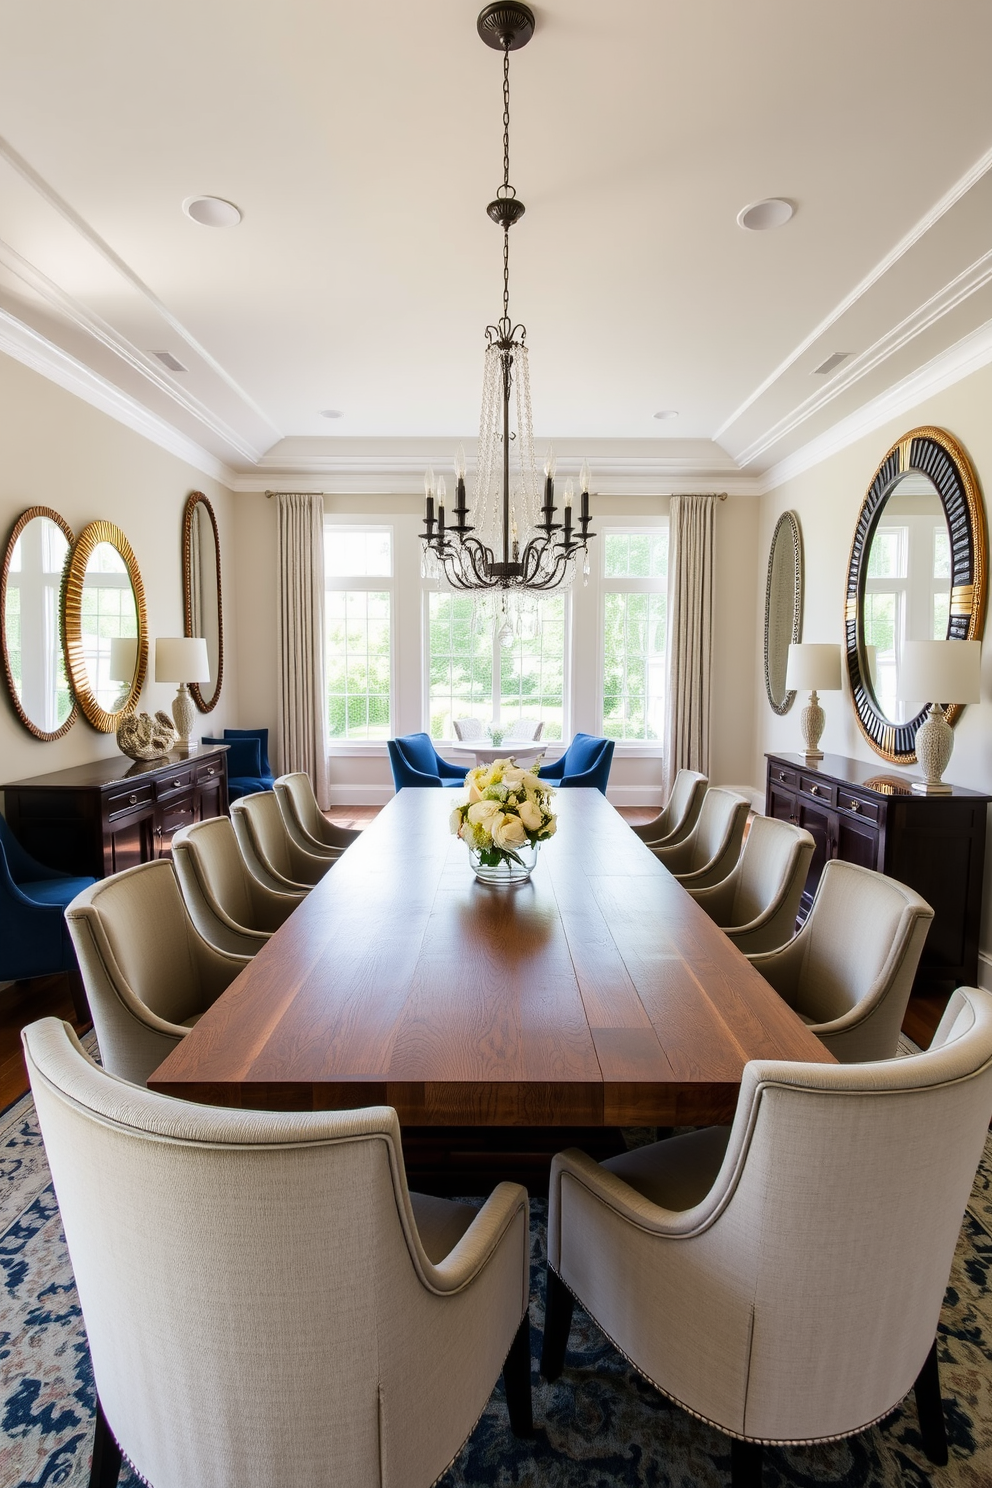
722, 783, 766, 813
327, 786, 395, 806
976, 953, 992, 992
606, 786, 665, 807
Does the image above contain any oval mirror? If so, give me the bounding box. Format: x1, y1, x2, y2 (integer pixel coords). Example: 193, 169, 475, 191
63, 520, 148, 732
764, 510, 803, 714
845, 427, 987, 762
182, 491, 223, 712
1, 507, 77, 740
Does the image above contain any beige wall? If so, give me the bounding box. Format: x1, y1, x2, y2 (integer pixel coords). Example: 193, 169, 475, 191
754, 357, 992, 973
0, 351, 238, 795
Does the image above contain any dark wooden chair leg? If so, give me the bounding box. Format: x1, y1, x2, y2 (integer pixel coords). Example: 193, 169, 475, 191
67, 968, 91, 1026
540, 1265, 575, 1382
89, 1395, 122, 1488
914, 1339, 949, 1466
730, 1436, 763, 1488
502, 1312, 533, 1437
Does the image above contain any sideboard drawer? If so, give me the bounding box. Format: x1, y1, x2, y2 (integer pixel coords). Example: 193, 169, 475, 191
155, 768, 194, 800
771, 764, 800, 791
107, 782, 155, 819
800, 775, 836, 805
838, 791, 880, 823
195, 758, 222, 785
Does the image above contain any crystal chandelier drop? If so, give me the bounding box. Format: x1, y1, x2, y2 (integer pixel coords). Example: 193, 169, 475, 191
420, 3, 596, 605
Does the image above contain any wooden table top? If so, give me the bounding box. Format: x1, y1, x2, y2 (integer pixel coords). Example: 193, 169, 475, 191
150, 789, 834, 1124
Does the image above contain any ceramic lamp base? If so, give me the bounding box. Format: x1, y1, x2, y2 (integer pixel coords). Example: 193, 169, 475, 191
171, 683, 195, 747
912, 703, 953, 793
799, 691, 826, 763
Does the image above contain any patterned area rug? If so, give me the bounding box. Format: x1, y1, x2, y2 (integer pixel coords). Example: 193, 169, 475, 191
2, 1070, 991, 1487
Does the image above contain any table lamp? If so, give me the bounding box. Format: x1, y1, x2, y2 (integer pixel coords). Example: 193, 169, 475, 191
155, 637, 210, 747
897, 639, 981, 794
109, 636, 139, 711
785, 643, 843, 763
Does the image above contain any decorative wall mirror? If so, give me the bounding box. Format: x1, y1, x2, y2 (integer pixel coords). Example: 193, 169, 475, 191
845, 426, 987, 763
1, 507, 77, 740
182, 491, 223, 712
764, 510, 803, 714
63, 520, 148, 732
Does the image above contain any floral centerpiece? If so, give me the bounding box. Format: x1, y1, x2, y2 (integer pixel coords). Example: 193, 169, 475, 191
451, 757, 557, 884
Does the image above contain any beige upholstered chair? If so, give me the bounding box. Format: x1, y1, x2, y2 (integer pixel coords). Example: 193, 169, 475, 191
453, 717, 485, 740
542, 985, 992, 1487
274, 771, 359, 859
632, 768, 707, 847
24, 1016, 532, 1488
747, 858, 934, 1061
504, 718, 544, 742
230, 790, 331, 895
686, 814, 815, 955
652, 787, 750, 890
64, 861, 249, 1085
173, 817, 302, 957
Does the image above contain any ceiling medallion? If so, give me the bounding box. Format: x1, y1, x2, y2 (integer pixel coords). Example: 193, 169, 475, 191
420, 3, 596, 620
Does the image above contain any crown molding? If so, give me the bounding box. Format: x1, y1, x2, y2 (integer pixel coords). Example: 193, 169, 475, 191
735, 245, 992, 469
758, 316, 992, 493
0, 309, 238, 488
713, 140, 992, 442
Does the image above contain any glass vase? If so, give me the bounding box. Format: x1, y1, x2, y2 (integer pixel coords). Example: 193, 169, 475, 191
467, 840, 539, 885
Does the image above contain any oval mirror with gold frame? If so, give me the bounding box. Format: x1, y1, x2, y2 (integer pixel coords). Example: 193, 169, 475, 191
182, 491, 224, 712
845, 426, 987, 763
63, 520, 149, 732
764, 510, 803, 715
1, 506, 78, 740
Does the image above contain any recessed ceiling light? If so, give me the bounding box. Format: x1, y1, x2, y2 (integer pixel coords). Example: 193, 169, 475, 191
182, 196, 242, 228
320, 409, 344, 419
737, 198, 794, 232
654, 409, 679, 420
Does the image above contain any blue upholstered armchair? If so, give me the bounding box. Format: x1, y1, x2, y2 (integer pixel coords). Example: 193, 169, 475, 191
538, 733, 615, 793
0, 814, 95, 1017
202, 728, 276, 802
387, 733, 468, 790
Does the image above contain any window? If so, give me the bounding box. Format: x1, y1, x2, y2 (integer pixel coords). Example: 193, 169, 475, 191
864, 508, 950, 722
324, 526, 393, 741
427, 592, 567, 741
601, 528, 669, 741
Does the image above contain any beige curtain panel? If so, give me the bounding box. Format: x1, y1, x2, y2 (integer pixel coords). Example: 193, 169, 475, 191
663, 494, 716, 797
276, 493, 330, 810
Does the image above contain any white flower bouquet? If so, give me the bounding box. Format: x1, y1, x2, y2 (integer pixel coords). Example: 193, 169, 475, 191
450, 757, 557, 879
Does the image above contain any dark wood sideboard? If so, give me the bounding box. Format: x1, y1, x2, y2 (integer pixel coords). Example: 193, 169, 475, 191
2, 745, 229, 879
765, 751, 990, 994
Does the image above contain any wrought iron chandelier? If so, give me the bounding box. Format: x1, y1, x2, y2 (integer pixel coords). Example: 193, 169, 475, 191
420, 2, 596, 599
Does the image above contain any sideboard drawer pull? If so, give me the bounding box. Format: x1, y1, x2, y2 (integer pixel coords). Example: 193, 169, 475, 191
810, 784, 819, 796
128, 793, 138, 805
850, 798, 860, 813
172, 779, 182, 788
207, 767, 215, 776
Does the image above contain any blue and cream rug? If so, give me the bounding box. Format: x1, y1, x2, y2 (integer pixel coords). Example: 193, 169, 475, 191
3, 1076, 991, 1487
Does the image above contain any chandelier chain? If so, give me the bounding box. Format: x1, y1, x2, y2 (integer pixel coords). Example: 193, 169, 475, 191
502, 45, 511, 322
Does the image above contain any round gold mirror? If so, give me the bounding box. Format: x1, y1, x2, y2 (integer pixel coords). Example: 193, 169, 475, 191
764, 510, 803, 715
845, 427, 987, 762
1, 507, 77, 740
182, 491, 223, 712
63, 520, 148, 732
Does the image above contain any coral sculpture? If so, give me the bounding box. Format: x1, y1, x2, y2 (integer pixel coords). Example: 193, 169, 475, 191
116, 711, 178, 761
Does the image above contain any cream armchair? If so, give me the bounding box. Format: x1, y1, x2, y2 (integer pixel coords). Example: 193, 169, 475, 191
24, 1016, 532, 1488
687, 814, 815, 955
274, 771, 359, 858
747, 857, 933, 1061
632, 768, 707, 847
64, 860, 250, 1085
231, 790, 331, 894
652, 787, 749, 890
542, 985, 992, 1487
173, 817, 302, 957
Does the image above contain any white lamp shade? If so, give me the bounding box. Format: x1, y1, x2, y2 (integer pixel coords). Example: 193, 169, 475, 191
109, 636, 138, 683
897, 640, 982, 706
785, 643, 843, 692
155, 636, 210, 684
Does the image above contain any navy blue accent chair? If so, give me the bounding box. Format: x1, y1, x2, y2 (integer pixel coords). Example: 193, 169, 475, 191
539, 733, 615, 793
387, 733, 468, 791
203, 731, 275, 802
0, 813, 95, 1017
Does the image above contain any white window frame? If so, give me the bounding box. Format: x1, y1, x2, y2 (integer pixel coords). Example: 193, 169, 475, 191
323, 520, 396, 753
595, 521, 669, 755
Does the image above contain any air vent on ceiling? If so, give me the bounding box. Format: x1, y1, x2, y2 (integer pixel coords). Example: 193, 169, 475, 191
151, 350, 187, 372
812, 351, 852, 375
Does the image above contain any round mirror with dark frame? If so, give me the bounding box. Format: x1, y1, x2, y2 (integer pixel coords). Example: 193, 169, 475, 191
764, 510, 803, 714
63, 520, 148, 732
1, 507, 77, 740
845, 426, 987, 763
182, 491, 223, 712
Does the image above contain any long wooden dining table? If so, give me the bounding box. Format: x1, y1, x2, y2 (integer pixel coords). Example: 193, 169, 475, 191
149, 788, 834, 1126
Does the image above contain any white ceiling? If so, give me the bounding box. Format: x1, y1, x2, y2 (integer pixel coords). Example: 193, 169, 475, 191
0, 0, 991, 489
